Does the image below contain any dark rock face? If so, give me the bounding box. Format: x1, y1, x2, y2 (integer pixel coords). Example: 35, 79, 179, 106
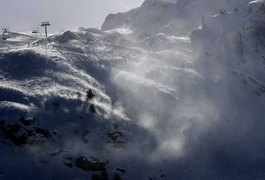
90, 104, 96, 113
2, 123, 29, 146
63, 156, 74, 168
74, 156, 106, 172
34, 128, 50, 138
86, 89, 95, 99
116, 168, 126, 174
0, 119, 5, 126
0, 117, 51, 147
19, 116, 35, 126
107, 131, 125, 148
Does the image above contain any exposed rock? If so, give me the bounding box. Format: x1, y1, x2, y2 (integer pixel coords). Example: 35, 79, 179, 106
82, 130, 90, 144
90, 104, 96, 113
63, 156, 74, 168
2, 123, 29, 146
107, 131, 125, 148
19, 116, 35, 126
86, 89, 95, 99
0, 119, 5, 126
0, 117, 53, 147
116, 168, 126, 174
50, 150, 64, 156
34, 128, 50, 138
74, 156, 106, 172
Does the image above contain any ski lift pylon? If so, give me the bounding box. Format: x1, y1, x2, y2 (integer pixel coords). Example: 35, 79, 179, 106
41, 21, 51, 37
1, 28, 11, 40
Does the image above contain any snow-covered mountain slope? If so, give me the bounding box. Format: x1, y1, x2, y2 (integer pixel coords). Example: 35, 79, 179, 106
102, 0, 252, 37
0, 27, 198, 179
0, 30, 132, 179
191, 0, 265, 91
1, 0, 265, 179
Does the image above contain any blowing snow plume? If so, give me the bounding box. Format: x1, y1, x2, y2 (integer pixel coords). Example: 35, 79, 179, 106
107, 0, 265, 179
110, 36, 215, 158
1, 0, 265, 179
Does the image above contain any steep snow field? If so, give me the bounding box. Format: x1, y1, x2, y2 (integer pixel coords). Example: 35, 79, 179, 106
0, 27, 198, 179
1, 0, 265, 179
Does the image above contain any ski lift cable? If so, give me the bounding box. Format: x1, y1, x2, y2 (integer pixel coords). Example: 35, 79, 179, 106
52, 25, 66, 31
4, 22, 67, 35
52, 24, 63, 29
16, 24, 42, 33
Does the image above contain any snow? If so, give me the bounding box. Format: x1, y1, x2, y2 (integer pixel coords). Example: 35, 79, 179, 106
1, 0, 265, 179
249, 0, 265, 4
0, 101, 34, 112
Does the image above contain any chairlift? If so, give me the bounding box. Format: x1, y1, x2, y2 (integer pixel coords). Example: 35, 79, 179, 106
4, 33, 11, 38
1, 35, 7, 40
1, 34, 8, 40
219, 9, 226, 15
32, 29, 40, 34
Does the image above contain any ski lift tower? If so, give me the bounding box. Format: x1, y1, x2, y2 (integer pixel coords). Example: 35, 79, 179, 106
41, 21, 50, 37
2, 28, 8, 33
1, 28, 10, 40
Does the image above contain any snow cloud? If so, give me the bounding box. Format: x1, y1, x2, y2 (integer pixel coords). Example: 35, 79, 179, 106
109, 39, 218, 161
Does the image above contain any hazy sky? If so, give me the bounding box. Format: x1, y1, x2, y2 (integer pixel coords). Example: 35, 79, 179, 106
0, 0, 144, 32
